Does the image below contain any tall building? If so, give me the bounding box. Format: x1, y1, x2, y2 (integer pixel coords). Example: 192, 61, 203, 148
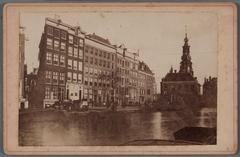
36, 17, 84, 108
124, 51, 139, 104
160, 34, 200, 100
138, 61, 156, 104
115, 46, 141, 105
83, 33, 116, 104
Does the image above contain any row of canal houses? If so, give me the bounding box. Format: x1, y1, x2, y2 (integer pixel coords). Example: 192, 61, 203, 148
27, 17, 157, 109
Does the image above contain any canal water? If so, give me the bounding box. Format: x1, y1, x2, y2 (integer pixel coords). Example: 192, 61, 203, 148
19, 108, 216, 146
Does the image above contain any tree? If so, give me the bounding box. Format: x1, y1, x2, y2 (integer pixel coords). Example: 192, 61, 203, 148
98, 70, 120, 103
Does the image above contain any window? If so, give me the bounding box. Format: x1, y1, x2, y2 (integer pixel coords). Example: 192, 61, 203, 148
90, 57, 93, 64
79, 39, 84, 47
89, 89, 93, 95
73, 73, 77, 82
147, 89, 151, 95
99, 51, 102, 57
95, 49, 98, 56
47, 26, 53, 35
46, 52, 52, 64
107, 53, 110, 59
78, 62, 82, 71
130, 62, 132, 69
59, 87, 65, 100
95, 58, 98, 65
45, 71, 52, 83
94, 78, 97, 86
59, 73, 65, 84
74, 47, 78, 58
85, 56, 88, 63
73, 37, 78, 45
85, 46, 89, 53
53, 54, 59, 65
94, 69, 97, 76
73, 60, 77, 70
107, 62, 110, 68
54, 40, 60, 51
69, 35, 73, 43
99, 60, 102, 66
46, 38, 53, 49
112, 54, 114, 61
90, 47, 93, 54
45, 86, 51, 99
78, 74, 82, 83
67, 72, 72, 81
68, 46, 73, 56
83, 89, 88, 97
85, 67, 89, 74
60, 55, 65, 67
60, 42, 66, 52
84, 77, 88, 85
53, 72, 58, 84
53, 29, 60, 38
89, 68, 93, 75
52, 87, 58, 99
61, 31, 66, 39
103, 60, 106, 67
103, 51, 106, 58
68, 59, 72, 69
89, 78, 93, 86
79, 48, 83, 59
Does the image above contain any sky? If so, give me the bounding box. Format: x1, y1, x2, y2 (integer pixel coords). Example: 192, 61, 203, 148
21, 11, 217, 93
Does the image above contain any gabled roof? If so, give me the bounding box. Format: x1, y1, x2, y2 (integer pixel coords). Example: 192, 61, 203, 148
138, 61, 153, 74
87, 33, 111, 45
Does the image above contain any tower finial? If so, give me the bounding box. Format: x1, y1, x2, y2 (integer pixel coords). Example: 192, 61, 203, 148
185, 25, 187, 36
184, 25, 188, 43
170, 65, 173, 73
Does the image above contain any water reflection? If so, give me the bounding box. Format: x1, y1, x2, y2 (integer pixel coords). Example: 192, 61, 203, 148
19, 108, 216, 146
195, 108, 217, 128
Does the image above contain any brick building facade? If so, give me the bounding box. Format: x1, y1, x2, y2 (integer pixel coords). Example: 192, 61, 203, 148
138, 61, 156, 104
33, 17, 156, 108
35, 18, 84, 108
83, 33, 116, 104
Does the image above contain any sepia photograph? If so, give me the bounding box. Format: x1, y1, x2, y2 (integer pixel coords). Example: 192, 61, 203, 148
3, 3, 237, 155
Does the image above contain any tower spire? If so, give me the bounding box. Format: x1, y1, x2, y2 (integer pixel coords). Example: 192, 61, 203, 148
179, 30, 193, 76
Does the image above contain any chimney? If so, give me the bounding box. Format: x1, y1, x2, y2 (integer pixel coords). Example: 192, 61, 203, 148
123, 48, 127, 57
